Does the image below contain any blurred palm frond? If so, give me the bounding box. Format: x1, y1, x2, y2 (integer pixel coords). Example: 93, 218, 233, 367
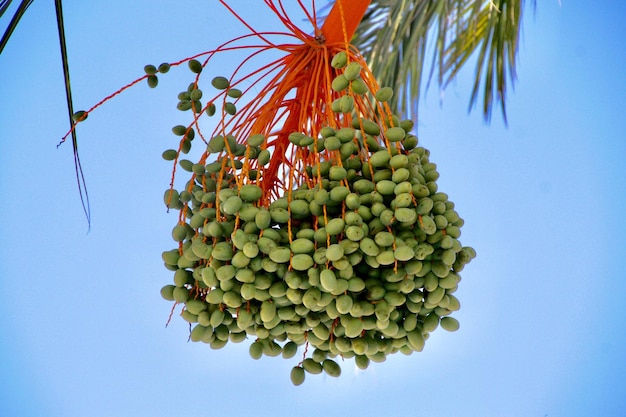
354, 0, 534, 124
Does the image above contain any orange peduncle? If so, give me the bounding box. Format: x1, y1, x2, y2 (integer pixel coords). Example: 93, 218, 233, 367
321, 0, 371, 45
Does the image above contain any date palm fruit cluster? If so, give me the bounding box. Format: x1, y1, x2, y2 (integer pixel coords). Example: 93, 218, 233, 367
159, 54, 475, 385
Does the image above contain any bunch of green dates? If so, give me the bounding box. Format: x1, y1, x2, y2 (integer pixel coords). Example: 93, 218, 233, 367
159, 55, 475, 385
160, 138, 475, 384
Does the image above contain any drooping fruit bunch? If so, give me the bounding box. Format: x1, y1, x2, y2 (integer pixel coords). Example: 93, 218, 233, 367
159, 43, 475, 384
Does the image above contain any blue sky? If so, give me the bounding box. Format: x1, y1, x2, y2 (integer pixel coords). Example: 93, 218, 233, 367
1, 1, 625, 416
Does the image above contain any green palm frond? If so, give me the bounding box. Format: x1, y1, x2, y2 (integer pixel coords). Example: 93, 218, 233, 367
54, 0, 91, 227
354, 0, 533, 124
0, 0, 16, 17
0, 0, 34, 54
1, 0, 90, 226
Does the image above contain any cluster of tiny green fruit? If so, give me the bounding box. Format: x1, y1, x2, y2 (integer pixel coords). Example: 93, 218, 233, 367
159, 53, 475, 385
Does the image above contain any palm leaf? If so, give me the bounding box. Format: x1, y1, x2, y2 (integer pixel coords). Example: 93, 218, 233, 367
1, 0, 89, 226
0, 0, 34, 54
54, 0, 90, 228
353, 0, 533, 124
0, 0, 16, 18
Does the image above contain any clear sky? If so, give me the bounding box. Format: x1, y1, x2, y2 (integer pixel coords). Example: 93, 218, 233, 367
1, 1, 625, 417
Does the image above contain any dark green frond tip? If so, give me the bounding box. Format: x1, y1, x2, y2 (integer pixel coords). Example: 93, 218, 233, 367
0, 0, 35, 56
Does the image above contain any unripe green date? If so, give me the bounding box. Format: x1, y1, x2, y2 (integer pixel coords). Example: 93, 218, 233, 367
343, 62, 362, 81
222, 291, 242, 308
343, 315, 364, 338
355, 354, 370, 370
376, 180, 396, 195
320, 269, 338, 293
249, 341, 263, 359
188, 59, 202, 73
325, 218, 345, 236
158, 62, 170, 73
212, 242, 234, 261
329, 185, 350, 202
147, 75, 158, 88
418, 215, 437, 235
302, 358, 322, 374
269, 247, 291, 264
260, 301, 277, 323
185, 299, 207, 315
171, 224, 188, 242
290, 366, 305, 385
353, 118, 380, 136
239, 184, 262, 202
289, 200, 310, 218
331, 74, 349, 92
386, 126, 406, 142
325, 244, 345, 262
339, 95, 354, 113
370, 149, 391, 168
336, 294, 354, 314
291, 254, 314, 271
375, 86, 393, 102
190, 325, 211, 342
322, 359, 341, 377
237, 309, 253, 329
350, 78, 369, 95
331, 51, 348, 69
407, 330, 425, 351
160, 285, 175, 301
224, 102, 237, 115
440, 316, 460, 332
283, 341, 298, 359
227, 88, 242, 98
422, 312, 440, 332
329, 166, 347, 181
212, 76, 230, 90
